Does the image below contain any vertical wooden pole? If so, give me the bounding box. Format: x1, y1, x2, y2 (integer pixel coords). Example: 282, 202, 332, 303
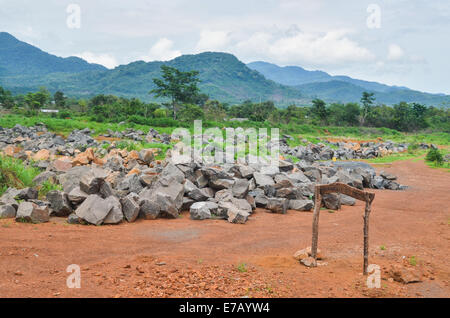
311, 186, 321, 264
363, 200, 371, 275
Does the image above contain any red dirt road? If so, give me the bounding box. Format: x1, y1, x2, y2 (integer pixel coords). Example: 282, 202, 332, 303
0, 160, 449, 298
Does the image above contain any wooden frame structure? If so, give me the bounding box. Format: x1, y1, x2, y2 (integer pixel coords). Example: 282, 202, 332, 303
310, 182, 375, 275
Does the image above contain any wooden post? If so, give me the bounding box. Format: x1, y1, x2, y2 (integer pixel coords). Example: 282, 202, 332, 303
311, 186, 321, 264
363, 199, 372, 275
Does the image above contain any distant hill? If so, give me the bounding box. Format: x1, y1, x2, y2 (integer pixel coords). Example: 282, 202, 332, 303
0, 32, 106, 76
247, 61, 450, 106
1, 32, 449, 107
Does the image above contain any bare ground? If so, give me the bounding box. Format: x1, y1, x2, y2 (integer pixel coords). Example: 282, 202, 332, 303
0, 159, 449, 298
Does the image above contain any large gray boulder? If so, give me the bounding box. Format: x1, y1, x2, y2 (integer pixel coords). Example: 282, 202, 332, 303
141, 177, 185, 218
79, 167, 107, 194
139, 199, 161, 220
253, 172, 275, 187
120, 193, 140, 222
16, 202, 50, 223
232, 178, 249, 198
103, 196, 123, 224
75, 194, 113, 225
289, 199, 314, 211
46, 190, 72, 216
190, 202, 212, 220
67, 187, 88, 205
59, 166, 91, 193
0, 204, 16, 219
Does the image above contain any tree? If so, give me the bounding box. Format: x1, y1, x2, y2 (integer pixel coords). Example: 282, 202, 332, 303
54, 91, 66, 108
203, 100, 227, 121
150, 65, 201, 120
178, 104, 204, 122
360, 91, 375, 126
0, 86, 14, 109
24, 87, 50, 114
311, 98, 329, 124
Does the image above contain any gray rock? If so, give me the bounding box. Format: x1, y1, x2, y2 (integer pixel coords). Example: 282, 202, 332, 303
99, 181, 114, 198
303, 168, 322, 183
266, 198, 288, 214
289, 199, 314, 211
59, 166, 91, 193
67, 187, 88, 205
255, 194, 269, 208
232, 178, 249, 199
322, 193, 341, 210
139, 149, 154, 164
46, 190, 72, 216
227, 207, 249, 224
380, 171, 397, 181
253, 172, 274, 187
103, 196, 123, 224
159, 162, 185, 183
75, 194, 113, 225
0, 204, 16, 219
139, 199, 161, 220
32, 171, 57, 185
120, 193, 140, 222
372, 176, 385, 189
67, 213, 80, 224
17, 187, 38, 200
340, 194, 356, 206
209, 178, 234, 190
181, 197, 195, 211
16, 202, 49, 223
79, 167, 107, 194
190, 202, 212, 220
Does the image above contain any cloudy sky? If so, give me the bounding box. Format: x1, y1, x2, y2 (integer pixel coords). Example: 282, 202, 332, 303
1, 0, 449, 94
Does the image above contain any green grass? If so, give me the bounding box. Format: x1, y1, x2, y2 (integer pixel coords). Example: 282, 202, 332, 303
380, 245, 386, 251
1, 114, 449, 145
236, 263, 247, 273
409, 256, 417, 266
38, 180, 63, 199
0, 155, 40, 196
364, 150, 427, 164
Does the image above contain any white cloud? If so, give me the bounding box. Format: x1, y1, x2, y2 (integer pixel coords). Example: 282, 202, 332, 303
233, 28, 376, 67
387, 44, 405, 61
140, 38, 181, 62
196, 30, 230, 52
75, 51, 118, 69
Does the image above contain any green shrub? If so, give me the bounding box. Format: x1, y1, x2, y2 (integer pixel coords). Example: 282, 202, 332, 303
425, 148, 443, 164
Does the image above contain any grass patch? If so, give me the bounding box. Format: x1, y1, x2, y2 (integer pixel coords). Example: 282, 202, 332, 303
236, 263, 247, 273
0, 155, 40, 196
409, 256, 417, 266
37, 180, 63, 199
364, 150, 427, 164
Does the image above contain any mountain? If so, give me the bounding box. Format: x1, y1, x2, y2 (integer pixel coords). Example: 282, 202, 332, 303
0, 32, 106, 77
247, 61, 450, 106
0, 34, 305, 105
0, 32, 449, 107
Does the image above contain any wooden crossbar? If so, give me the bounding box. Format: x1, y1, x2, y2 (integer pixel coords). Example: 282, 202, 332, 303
310, 182, 375, 275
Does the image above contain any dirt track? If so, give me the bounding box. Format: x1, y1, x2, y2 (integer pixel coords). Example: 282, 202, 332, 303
0, 160, 449, 298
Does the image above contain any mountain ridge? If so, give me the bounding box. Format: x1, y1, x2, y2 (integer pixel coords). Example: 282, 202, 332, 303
0, 32, 449, 107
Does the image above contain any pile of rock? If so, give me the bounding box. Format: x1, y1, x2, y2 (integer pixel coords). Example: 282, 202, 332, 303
0, 123, 410, 226
278, 137, 409, 161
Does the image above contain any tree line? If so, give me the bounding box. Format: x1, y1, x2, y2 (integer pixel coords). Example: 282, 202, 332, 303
0, 65, 448, 133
